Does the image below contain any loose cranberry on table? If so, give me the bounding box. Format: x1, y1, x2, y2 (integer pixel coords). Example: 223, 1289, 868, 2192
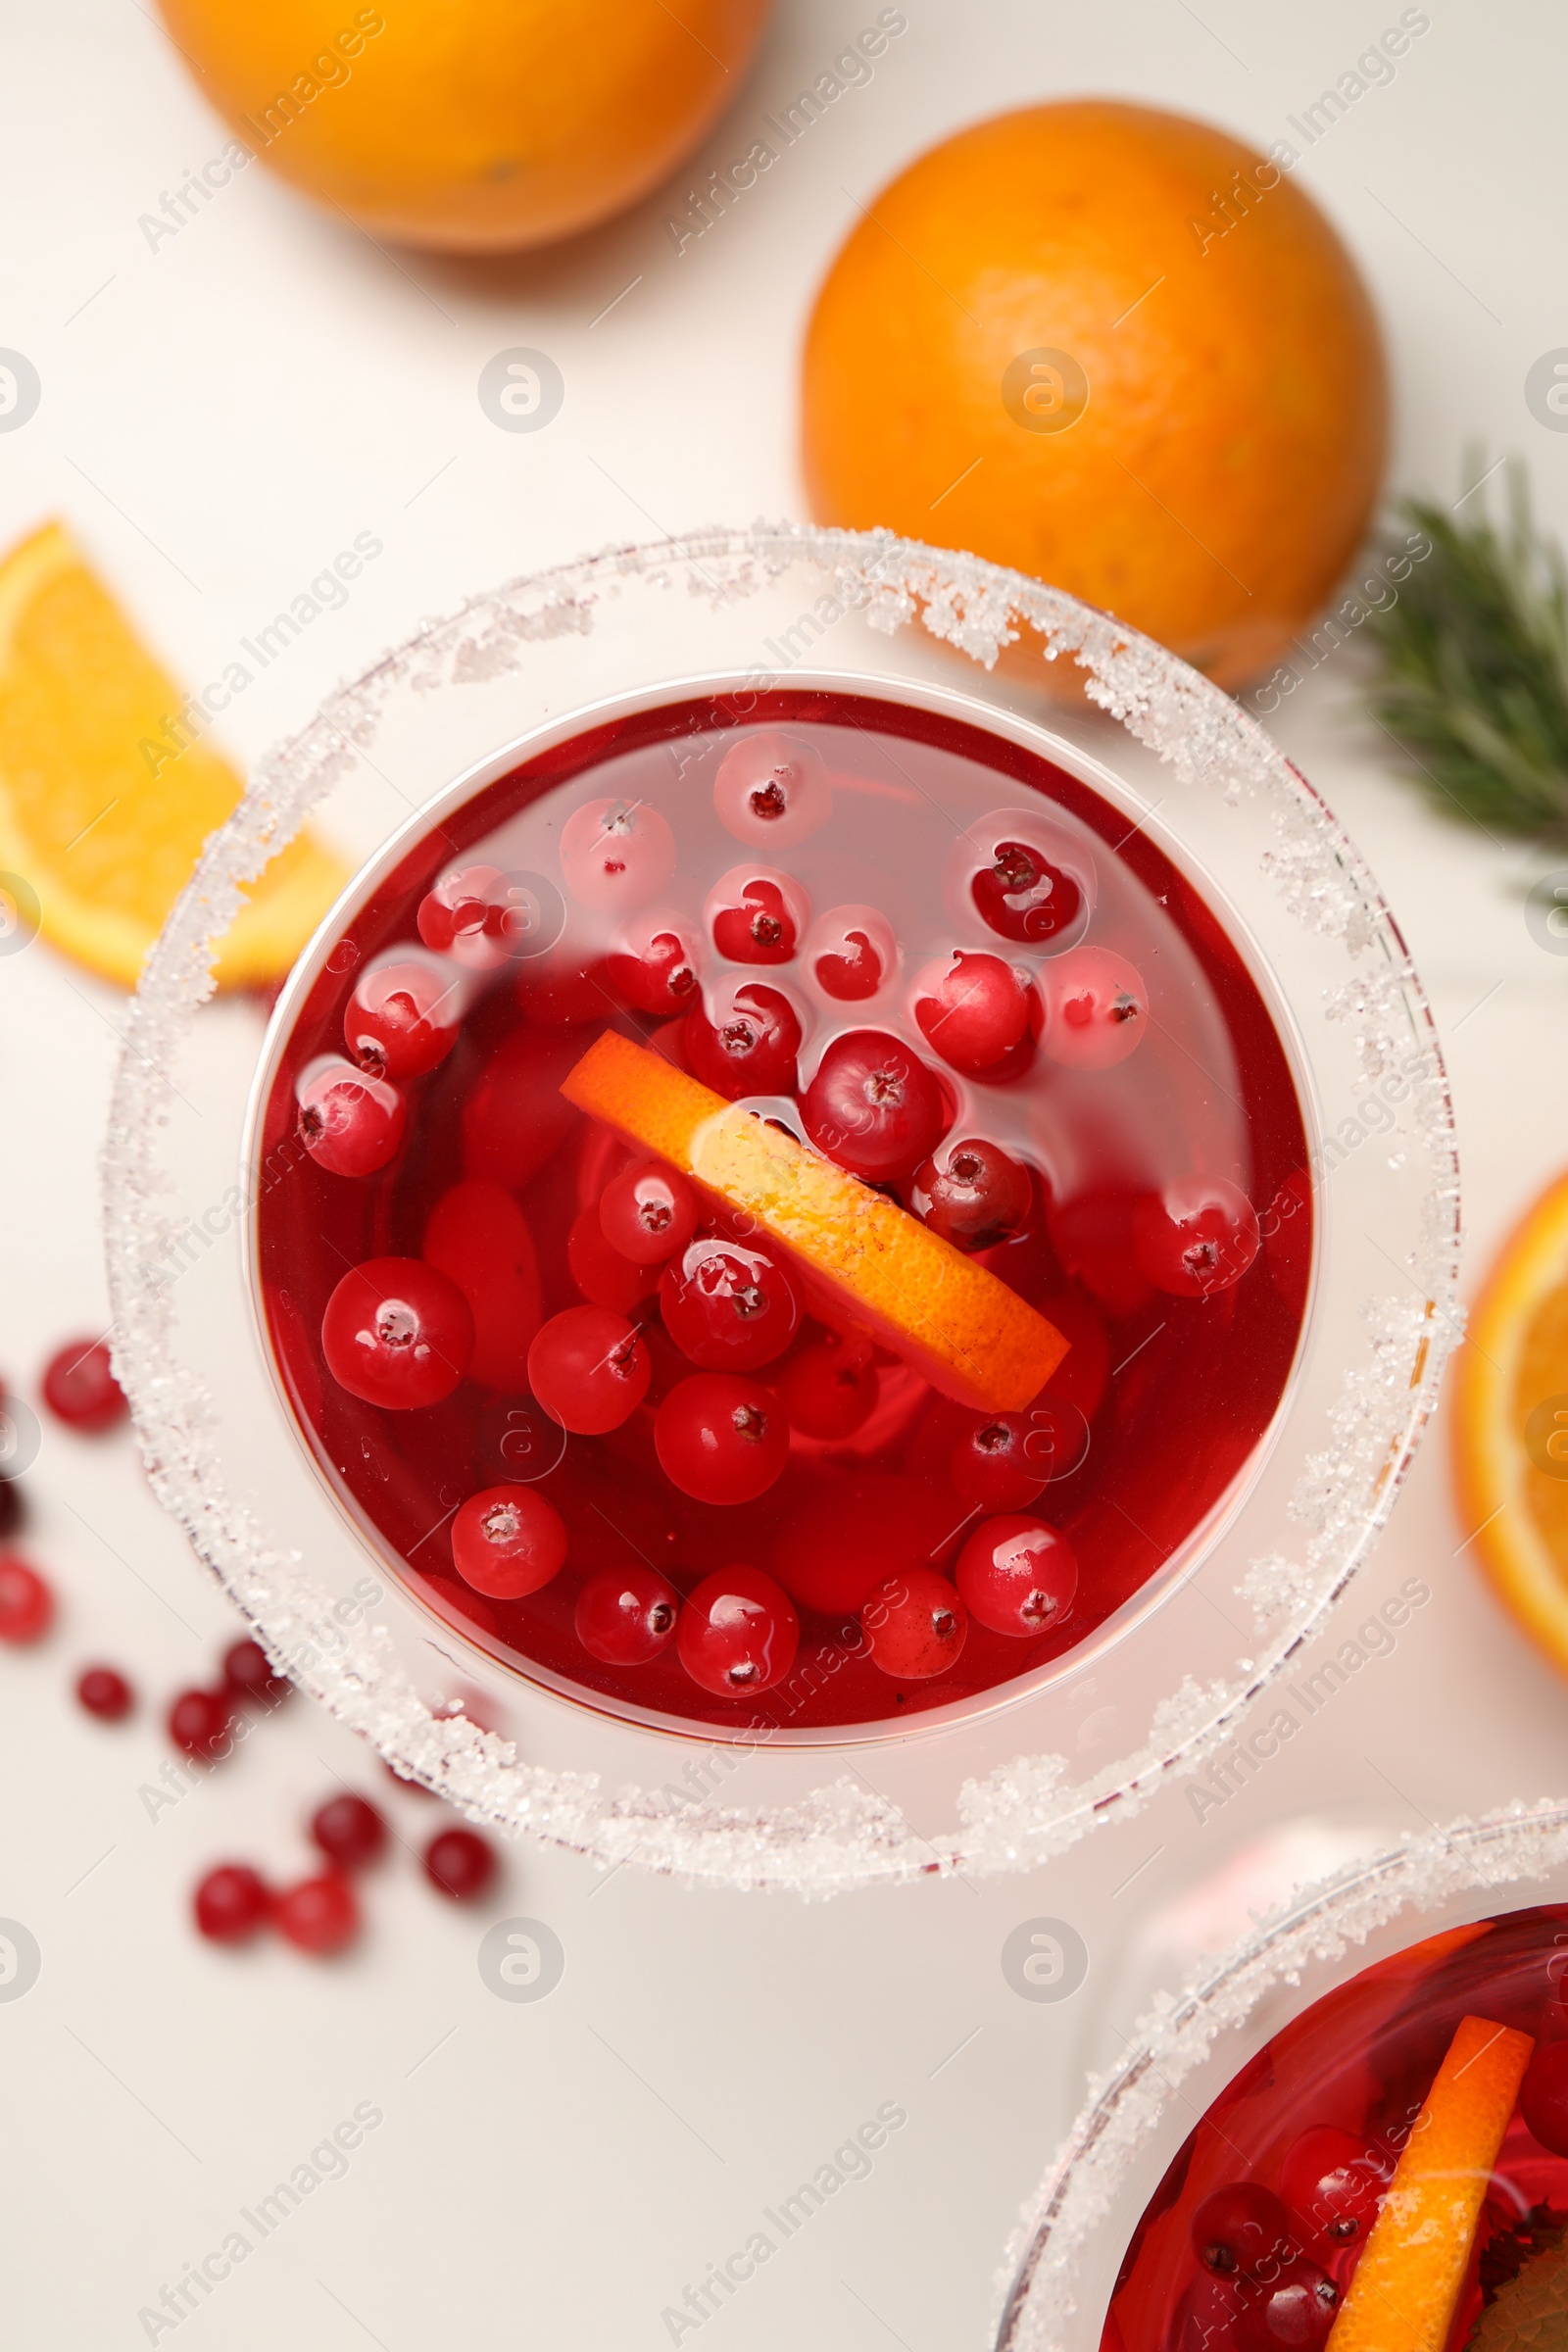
320, 1257, 474, 1409
956, 1515, 1078, 1638
451, 1485, 567, 1599
276, 1872, 361, 1955
913, 1137, 1032, 1250
75, 1664, 134, 1721
684, 979, 802, 1099
861, 1567, 967, 1681
193, 1863, 271, 1945
801, 1029, 949, 1180
772, 1328, 878, 1440
41, 1339, 127, 1433
970, 833, 1084, 943
344, 957, 460, 1080
655, 1374, 790, 1505
0, 1554, 53, 1643
560, 795, 676, 909
1036, 945, 1147, 1069
706, 865, 808, 965
296, 1059, 406, 1177
222, 1636, 291, 1707
0, 1477, 22, 1541
659, 1238, 800, 1371
575, 1565, 680, 1666
712, 729, 832, 846
808, 905, 895, 1002
566, 1203, 655, 1314
911, 951, 1032, 1075
1134, 1177, 1260, 1298
423, 1826, 497, 1901
607, 909, 702, 1016
168, 1686, 233, 1762
599, 1162, 699, 1267
311, 1793, 388, 1871
676, 1566, 798, 1696
527, 1306, 650, 1435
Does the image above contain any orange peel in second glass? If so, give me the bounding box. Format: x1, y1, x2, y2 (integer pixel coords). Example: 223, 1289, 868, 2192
561, 1029, 1067, 1413
1453, 1171, 1568, 1679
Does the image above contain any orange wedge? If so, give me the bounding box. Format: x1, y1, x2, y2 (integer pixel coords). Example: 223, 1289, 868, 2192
1326, 2012, 1534, 2352
1453, 1171, 1568, 1679
0, 519, 345, 988
561, 1028, 1068, 1412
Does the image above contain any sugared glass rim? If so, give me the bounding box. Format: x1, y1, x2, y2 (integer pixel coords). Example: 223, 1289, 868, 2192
102, 523, 1461, 1891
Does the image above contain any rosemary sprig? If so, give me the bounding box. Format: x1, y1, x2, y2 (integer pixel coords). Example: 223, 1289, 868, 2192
1366, 458, 1568, 840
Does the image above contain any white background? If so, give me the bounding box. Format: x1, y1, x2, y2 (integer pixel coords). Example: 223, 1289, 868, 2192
4, 2, 1568, 2346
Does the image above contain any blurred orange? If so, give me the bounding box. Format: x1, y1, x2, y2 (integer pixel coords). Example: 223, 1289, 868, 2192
159, 0, 774, 252
802, 101, 1388, 687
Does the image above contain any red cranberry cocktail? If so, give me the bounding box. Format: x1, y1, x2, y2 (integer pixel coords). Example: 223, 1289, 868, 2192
252, 688, 1310, 1734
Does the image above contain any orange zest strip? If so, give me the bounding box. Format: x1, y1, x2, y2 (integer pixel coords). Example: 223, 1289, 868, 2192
1325, 2011, 1535, 2352
561, 1028, 1068, 1413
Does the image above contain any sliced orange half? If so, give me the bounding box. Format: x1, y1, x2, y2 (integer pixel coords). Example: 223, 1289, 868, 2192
1453, 1171, 1568, 1678
0, 519, 345, 988
561, 1028, 1068, 1413
1327, 2012, 1534, 2352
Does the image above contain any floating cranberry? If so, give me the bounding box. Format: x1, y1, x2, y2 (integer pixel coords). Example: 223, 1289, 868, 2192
560, 795, 676, 909
0, 1478, 22, 1541
802, 1030, 949, 1180
607, 908, 702, 1015
656, 1374, 790, 1504
600, 1163, 700, 1267
1236, 2262, 1339, 2352
1280, 2127, 1388, 2242
1134, 1180, 1260, 1298
0, 1555, 52, 1643
1192, 2183, 1297, 2279
684, 980, 802, 1100
676, 1566, 798, 1695
861, 1567, 967, 1680
417, 864, 560, 968
193, 1863, 271, 1944
1037, 946, 1147, 1070
566, 1203, 656, 1314
660, 1238, 800, 1371
1522, 2039, 1568, 2156
41, 1338, 127, 1433
297, 1058, 406, 1177
276, 1872, 360, 1954
424, 1177, 543, 1393
222, 1637, 291, 1707
168, 1686, 232, 1762
527, 1306, 649, 1435
707, 865, 808, 965
311, 1793, 388, 1870
773, 1328, 878, 1439
423, 1826, 496, 1901
344, 958, 460, 1080
951, 1415, 1047, 1511
956, 1515, 1077, 1638
713, 730, 832, 846
76, 1664, 133, 1721
321, 1257, 474, 1408
912, 951, 1032, 1074
452, 1484, 567, 1598
913, 1137, 1032, 1250
809, 905, 895, 1002
575, 1565, 681, 1666
971, 834, 1084, 943
462, 1021, 587, 1190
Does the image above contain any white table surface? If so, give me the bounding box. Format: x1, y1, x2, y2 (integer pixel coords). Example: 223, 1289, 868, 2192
4, 2, 1568, 2345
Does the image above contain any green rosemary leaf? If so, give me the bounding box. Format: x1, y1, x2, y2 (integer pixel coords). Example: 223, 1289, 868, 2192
1366, 459, 1568, 841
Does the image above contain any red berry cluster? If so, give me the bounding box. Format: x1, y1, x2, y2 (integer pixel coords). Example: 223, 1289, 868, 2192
193, 1789, 497, 1957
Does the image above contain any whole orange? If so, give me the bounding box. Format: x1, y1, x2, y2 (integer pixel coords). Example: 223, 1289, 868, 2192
802, 101, 1388, 687
158, 0, 773, 252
